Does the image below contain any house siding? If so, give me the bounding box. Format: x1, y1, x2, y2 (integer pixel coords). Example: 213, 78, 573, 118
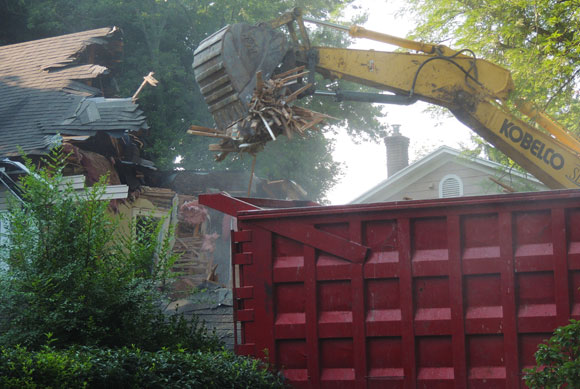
0, 190, 9, 211
376, 161, 546, 202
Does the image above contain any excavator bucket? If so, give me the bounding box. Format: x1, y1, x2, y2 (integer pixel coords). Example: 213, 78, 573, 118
193, 24, 288, 131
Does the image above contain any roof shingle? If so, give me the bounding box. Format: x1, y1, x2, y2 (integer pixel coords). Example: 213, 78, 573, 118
0, 27, 148, 157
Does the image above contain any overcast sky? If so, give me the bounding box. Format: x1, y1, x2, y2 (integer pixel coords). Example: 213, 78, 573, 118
326, 0, 475, 204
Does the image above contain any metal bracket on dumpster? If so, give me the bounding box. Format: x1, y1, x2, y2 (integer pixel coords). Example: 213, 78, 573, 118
233, 253, 253, 265
258, 219, 369, 263
235, 286, 254, 299
198, 192, 319, 215
235, 343, 256, 356
200, 192, 370, 263
199, 192, 260, 216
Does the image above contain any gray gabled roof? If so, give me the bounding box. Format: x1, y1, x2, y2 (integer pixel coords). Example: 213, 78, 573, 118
0, 27, 148, 157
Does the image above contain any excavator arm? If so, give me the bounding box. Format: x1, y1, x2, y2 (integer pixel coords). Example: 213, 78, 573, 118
311, 46, 580, 189
193, 9, 580, 190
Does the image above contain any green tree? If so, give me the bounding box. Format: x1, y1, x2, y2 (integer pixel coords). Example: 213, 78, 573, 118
0, 0, 387, 201
0, 150, 218, 351
524, 319, 580, 388
403, 0, 580, 165
0, 154, 283, 388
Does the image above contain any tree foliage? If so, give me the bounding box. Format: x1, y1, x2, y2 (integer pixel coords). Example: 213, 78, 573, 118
0, 346, 285, 388
0, 150, 219, 351
524, 319, 580, 388
0, 150, 284, 387
403, 0, 580, 163
0, 0, 387, 201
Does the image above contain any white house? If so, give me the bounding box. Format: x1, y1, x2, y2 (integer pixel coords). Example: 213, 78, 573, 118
351, 136, 549, 204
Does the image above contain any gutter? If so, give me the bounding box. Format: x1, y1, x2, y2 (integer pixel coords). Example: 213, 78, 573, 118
0, 159, 28, 203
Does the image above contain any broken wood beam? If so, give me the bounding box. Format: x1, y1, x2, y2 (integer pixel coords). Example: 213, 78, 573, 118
188, 130, 232, 139
272, 65, 306, 79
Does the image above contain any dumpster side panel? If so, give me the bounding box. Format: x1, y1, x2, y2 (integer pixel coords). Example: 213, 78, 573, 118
228, 194, 580, 388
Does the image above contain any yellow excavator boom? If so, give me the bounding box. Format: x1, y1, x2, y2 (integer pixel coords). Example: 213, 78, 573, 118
193, 9, 580, 190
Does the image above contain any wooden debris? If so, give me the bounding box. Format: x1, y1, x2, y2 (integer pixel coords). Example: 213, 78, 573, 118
258, 113, 276, 141
188, 66, 334, 161
279, 71, 310, 84
188, 130, 231, 139
188, 124, 221, 134
271, 65, 305, 79
132, 71, 158, 102
283, 82, 312, 104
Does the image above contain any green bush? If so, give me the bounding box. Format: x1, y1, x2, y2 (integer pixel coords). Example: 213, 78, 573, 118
0, 151, 280, 387
0, 346, 285, 388
524, 319, 580, 388
0, 150, 219, 351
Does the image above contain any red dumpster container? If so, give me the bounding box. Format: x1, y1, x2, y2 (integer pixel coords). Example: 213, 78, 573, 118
199, 191, 580, 388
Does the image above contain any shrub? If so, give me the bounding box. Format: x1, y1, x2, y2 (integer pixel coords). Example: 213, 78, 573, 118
523, 319, 580, 388
0, 151, 280, 387
0, 345, 285, 388
0, 150, 220, 351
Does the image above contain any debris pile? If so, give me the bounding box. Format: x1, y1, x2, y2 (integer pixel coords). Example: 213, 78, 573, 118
188, 66, 333, 161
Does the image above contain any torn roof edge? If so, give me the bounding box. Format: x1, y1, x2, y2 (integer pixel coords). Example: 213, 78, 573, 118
38, 26, 121, 72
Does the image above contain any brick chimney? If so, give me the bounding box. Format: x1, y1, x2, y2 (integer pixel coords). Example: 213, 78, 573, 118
384, 124, 410, 177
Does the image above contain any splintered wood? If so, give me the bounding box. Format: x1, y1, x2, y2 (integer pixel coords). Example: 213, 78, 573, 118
188, 67, 333, 161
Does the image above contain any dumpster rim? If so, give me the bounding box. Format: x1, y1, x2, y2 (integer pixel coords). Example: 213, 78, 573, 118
235, 188, 580, 220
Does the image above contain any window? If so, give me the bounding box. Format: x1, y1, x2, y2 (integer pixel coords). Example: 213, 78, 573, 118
439, 174, 463, 198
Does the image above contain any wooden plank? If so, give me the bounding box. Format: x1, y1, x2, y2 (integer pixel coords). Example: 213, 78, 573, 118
279, 71, 310, 84
283, 82, 312, 104
271, 65, 305, 79
188, 130, 231, 139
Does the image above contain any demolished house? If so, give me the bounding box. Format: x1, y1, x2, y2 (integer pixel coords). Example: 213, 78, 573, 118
0, 27, 308, 305
0, 27, 148, 200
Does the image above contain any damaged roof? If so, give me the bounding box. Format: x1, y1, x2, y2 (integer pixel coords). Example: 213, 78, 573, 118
0, 27, 148, 157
